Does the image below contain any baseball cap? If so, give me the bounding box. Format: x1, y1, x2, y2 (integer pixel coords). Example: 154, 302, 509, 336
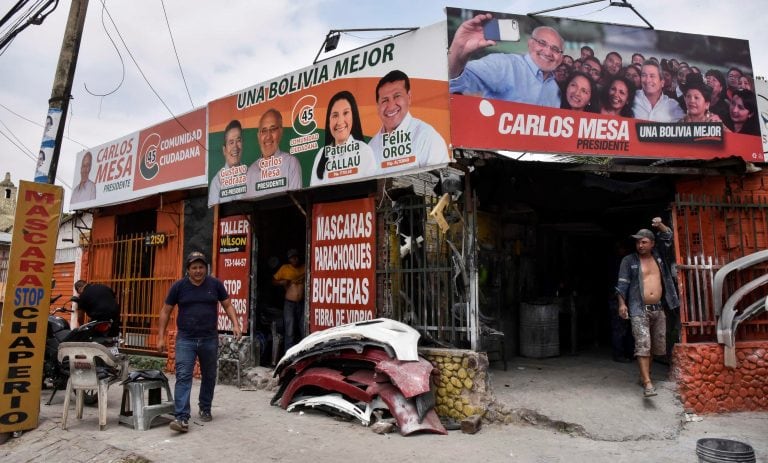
287, 248, 299, 259
186, 251, 208, 266
630, 229, 655, 241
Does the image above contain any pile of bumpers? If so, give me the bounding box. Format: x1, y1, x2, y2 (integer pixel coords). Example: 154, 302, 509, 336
271, 318, 447, 435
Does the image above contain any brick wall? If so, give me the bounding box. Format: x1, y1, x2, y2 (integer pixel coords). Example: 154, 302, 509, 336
672, 342, 768, 413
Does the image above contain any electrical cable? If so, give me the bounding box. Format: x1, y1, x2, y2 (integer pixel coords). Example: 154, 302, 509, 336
83, 3, 125, 98
97, 0, 207, 154
161, 0, 194, 108
0, 102, 89, 148
0, 123, 73, 189
0, 0, 58, 53
0, 0, 30, 29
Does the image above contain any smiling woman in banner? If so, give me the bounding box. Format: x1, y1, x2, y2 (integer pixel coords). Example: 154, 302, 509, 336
310, 90, 375, 186
724, 89, 761, 136
679, 74, 723, 124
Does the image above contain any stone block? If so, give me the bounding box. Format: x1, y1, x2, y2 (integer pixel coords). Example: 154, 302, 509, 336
461, 414, 482, 434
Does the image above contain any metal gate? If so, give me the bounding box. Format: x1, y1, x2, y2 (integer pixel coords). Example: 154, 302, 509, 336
89, 231, 180, 353
674, 193, 768, 342
376, 186, 476, 348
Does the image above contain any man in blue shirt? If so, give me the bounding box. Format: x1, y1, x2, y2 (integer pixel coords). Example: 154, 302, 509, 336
615, 218, 679, 398
448, 13, 564, 108
158, 251, 242, 432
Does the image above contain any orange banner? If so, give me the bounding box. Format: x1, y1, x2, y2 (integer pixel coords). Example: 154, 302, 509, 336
0, 181, 63, 432
451, 95, 764, 162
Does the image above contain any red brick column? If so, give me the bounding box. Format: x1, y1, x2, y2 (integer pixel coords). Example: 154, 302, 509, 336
672, 342, 768, 413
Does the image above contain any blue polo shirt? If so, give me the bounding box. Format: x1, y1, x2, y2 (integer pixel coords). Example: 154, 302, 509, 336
165, 275, 229, 338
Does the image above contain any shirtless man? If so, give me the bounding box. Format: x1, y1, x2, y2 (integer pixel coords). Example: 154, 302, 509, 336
272, 249, 306, 351
615, 217, 680, 397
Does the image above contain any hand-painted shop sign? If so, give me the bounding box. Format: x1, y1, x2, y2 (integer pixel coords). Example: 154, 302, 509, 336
0, 181, 63, 432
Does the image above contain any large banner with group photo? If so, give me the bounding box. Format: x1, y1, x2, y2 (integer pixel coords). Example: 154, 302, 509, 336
207, 22, 452, 207
70, 108, 207, 210
447, 7, 763, 162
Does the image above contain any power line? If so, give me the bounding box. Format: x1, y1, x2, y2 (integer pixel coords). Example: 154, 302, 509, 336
160, 0, 194, 108
97, 0, 207, 154
0, 0, 31, 29
0, 101, 89, 148
0, 115, 35, 156
83, 3, 125, 98
0, 0, 58, 53
0, 123, 73, 189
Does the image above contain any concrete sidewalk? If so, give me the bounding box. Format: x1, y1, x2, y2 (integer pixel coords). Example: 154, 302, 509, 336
2, 350, 766, 463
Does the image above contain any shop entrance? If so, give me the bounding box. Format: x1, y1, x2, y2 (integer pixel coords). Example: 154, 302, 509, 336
250, 202, 307, 365
469, 156, 675, 360
90, 208, 180, 353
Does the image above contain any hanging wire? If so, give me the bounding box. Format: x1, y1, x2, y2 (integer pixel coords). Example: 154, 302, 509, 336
0, 0, 58, 54
161, 0, 194, 108
83, 3, 125, 98
0, 101, 89, 148
96, 0, 206, 154
0, 120, 73, 189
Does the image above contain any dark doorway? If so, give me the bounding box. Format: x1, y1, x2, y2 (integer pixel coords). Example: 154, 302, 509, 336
251, 203, 307, 364
470, 156, 675, 358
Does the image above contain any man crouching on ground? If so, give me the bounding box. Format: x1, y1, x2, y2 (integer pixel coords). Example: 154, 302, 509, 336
616, 217, 679, 397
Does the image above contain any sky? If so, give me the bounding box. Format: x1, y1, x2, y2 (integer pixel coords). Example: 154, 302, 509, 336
1, 0, 766, 212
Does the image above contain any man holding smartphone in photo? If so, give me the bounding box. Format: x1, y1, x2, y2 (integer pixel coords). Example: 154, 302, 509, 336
448, 13, 564, 108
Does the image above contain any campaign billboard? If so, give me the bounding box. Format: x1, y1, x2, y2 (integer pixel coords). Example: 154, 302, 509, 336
207, 22, 451, 207
756, 78, 768, 154
447, 7, 763, 163
70, 108, 207, 209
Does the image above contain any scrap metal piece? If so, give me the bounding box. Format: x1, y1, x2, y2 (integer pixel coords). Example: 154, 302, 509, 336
376, 382, 447, 436
712, 249, 768, 317
275, 319, 421, 376
287, 393, 373, 426
274, 347, 436, 403
278, 367, 374, 409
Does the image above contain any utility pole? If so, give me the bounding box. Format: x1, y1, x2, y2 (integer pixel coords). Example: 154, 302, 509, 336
36, 0, 89, 184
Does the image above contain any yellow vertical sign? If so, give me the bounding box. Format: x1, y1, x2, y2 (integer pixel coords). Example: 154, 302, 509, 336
0, 181, 63, 432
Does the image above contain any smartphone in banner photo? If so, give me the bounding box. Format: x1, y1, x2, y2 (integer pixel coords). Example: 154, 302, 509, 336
483, 19, 520, 42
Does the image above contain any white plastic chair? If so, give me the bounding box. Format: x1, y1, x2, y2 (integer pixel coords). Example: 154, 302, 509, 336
58, 342, 128, 430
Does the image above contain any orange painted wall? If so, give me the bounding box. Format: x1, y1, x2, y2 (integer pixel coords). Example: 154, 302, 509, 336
673, 342, 768, 413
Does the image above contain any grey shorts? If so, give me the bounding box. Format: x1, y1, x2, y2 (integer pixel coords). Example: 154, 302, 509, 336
630, 309, 666, 357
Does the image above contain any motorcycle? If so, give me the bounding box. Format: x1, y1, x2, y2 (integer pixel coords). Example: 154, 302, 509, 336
43, 300, 121, 406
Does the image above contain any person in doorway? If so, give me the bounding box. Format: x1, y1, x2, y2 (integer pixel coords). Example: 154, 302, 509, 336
243, 109, 302, 198
369, 70, 449, 174
209, 119, 246, 205
71, 279, 121, 336
616, 218, 680, 398
157, 251, 242, 432
272, 248, 306, 352
607, 242, 634, 363
71, 151, 97, 204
